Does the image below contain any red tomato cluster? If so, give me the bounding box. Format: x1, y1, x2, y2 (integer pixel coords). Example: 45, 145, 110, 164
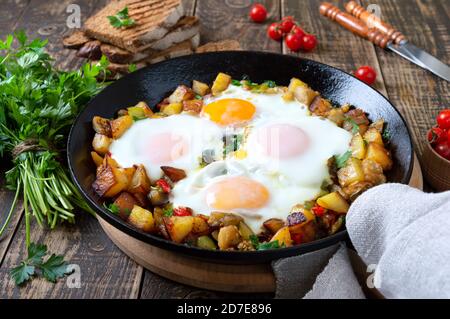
354, 66, 377, 85
249, 5, 317, 53
268, 16, 317, 52
428, 109, 450, 160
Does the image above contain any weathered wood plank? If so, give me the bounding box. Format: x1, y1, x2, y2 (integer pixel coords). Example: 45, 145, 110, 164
281, 0, 388, 96
361, 0, 450, 159
0, 0, 31, 38
196, 0, 281, 52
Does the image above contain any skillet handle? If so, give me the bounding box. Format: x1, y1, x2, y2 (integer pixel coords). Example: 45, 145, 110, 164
319, 2, 391, 49
345, 1, 406, 44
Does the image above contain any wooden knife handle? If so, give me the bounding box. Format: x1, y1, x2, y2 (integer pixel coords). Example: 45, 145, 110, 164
319, 2, 390, 49
345, 1, 406, 44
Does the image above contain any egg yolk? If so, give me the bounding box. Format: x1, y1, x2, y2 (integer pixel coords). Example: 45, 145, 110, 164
202, 98, 256, 126
145, 132, 189, 163
255, 123, 309, 159
205, 176, 269, 210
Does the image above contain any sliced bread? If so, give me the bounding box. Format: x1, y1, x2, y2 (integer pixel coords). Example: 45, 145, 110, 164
63, 30, 91, 49
196, 40, 241, 53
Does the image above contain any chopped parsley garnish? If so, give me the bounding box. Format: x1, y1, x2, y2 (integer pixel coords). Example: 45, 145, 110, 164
249, 235, 283, 250
382, 128, 391, 141
223, 134, 243, 157
304, 200, 315, 210
128, 63, 137, 73
334, 151, 352, 169
345, 117, 360, 134
103, 202, 120, 215
194, 94, 203, 100
231, 79, 242, 86
163, 207, 174, 217
263, 80, 277, 88
108, 6, 135, 29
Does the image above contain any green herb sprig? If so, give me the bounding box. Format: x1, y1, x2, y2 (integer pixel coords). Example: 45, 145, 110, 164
108, 7, 135, 29
334, 151, 352, 168
0, 32, 108, 251
249, 235, 283, 250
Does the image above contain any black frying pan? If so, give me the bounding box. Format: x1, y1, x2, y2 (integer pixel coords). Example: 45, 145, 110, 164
67, 51, 413, 264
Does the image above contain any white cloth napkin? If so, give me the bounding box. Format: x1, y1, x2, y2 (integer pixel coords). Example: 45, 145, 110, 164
272, 183, 450, 299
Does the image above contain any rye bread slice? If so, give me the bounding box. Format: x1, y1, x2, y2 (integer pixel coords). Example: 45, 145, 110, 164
195, 40, 241, 53
63, 30, 91, 49
84, 0, 184, 52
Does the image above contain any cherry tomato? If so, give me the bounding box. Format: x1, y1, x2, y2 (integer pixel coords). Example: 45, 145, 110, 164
279, 16, 295, 34
301, 34, 317, 52
354, 66, 377, 85
173, 206, 193, 217
156, 179, 171, 193
427, 126, 447, 144
434, 140, 450, 160
437, 109, 450, 130
249, 3, 267, 23
285, 33, 303, 52
447, 129, 450, 142
290, 25, 305, 37
267, 23, 283, 41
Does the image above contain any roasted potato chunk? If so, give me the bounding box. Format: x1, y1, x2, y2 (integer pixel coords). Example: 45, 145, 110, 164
365, 142, 393, 170
168, 85, 195, 104
350, 133, 367, 159
337, 158, 365, 187
92, 133, 112, 155
364, 127, 384, 146
270, 226, 293, 247
327, 108, 345, 126
161, 103, 183, 115
238, 221, 254, 240
127, 101, 153, 119
192, 80, 210, 96
113, 192, 139, 220
288, 78, 307, 92
294, 85, 319, 106
111, 115, 133, 139
342, 181, 372, 202
128, 205, 155, 233
148, 188, 169, 206
92, 155, 129, 198
207, 212, 243, 228
316, 192, 350, 214
164, 216, 194, 243
92, 116, 112, 137
217, 225, 241, 250
128, 164, 151, 195
263, 218, 285, 234
192, 216, 210, 235
182, 100, 203, 114
310, 96, 333, 116
91, 151, 104, 167
161, 166, 187, 182
362, 159, 386, 185
211, 73, 231, 95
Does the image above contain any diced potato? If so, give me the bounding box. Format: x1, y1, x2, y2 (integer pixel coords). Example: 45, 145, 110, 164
316, 192, 350, 214
92, 116, 112, 137
91, 151, 104, 167
120, 167, 136, 188
192, 216, 210, 235
342, 181, 372, 202
128, 164, 151, 195
153, 207, 164, 228
364, 127, 384, 146
365, 142, 393, 171
92, 133, 112, 155
207, 212, 243, 228
192, 80, 210, 96
238, 221, 254, 240
350, 134, 367, 159
217, 225, 241, 250
197, 236, 217, 250
111, 115, 133, 139
270, 226, 293, 247
128, 205, 155, 233
294, 86, 319, 106
337, 157, 365, 187
151, 112, 167, 119
282, 91, 294, 102
182, 100, 203, 113
263, 218, 285, 234
164, 216, 194, 243
211, 73, 231, 96
327, 108, 345, 125
161, 166, 187, 182
168, 85, 195, 104
370, 119, 385, 132
310, 96, 332, 116
161, 103, 182, 115
288, 78, 307, 92
290, 221, 317, 244
362, 159, 386, 185
147, 188, 168, 206
127, 102, 153, 120
93, 155, 129, 198
113, 192, 139, 220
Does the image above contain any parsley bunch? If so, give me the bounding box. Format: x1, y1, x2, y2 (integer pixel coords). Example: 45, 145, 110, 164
0, 32, 108, 247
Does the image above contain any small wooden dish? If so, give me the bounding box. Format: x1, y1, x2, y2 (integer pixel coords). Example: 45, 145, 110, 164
422, 141, 450, 191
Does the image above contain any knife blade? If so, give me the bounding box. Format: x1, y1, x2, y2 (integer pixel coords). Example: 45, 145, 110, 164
387, 41, 450, 82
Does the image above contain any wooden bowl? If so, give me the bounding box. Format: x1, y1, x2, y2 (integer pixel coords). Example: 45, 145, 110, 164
422, 140, 450, 191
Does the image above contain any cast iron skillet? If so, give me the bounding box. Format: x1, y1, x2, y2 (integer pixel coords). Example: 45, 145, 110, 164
68, 51, 413, 264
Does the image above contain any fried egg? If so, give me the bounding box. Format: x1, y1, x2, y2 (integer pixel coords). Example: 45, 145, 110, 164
109, 114, 224, 180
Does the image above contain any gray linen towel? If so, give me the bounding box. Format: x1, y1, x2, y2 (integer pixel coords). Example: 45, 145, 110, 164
272, 183, 450, 299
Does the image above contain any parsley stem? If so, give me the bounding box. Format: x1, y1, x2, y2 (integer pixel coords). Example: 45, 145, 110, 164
0, 179, 20, 238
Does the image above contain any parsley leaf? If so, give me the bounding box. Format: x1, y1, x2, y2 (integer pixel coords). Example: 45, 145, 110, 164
108, 6, 135, 29
103, 202, 120, 215
249, 235, 282, 250
335, 151, 352, 169
40, 254, 70, 283
382, 128, 391, 141
263, 80, 277, 88
231, 79, 242, 86
10, 263, 35, 286
128, 63, 137, 73
163, 207, 174, 217
345, 117, 360, 134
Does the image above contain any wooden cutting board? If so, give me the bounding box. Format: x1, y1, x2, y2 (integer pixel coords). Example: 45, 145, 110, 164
98, 154, 423, 293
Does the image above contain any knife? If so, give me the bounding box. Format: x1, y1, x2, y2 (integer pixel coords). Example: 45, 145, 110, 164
319, 2, 450, 82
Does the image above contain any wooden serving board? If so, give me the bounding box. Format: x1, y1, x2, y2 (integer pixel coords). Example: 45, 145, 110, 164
98, 155, 423, 293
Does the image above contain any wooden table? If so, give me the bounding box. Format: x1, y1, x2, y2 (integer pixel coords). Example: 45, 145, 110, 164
0, 0, 448, 299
